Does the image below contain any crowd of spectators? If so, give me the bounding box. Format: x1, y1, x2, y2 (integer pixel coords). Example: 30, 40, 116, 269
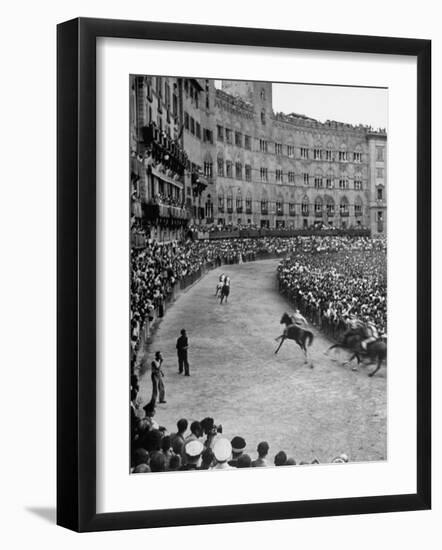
152, 192, 184, 208
277, 240, 387, 337
189, 221, 370, 234
129, 234, 386, 471
131, 235, 386, 354
130, 399, 349, 473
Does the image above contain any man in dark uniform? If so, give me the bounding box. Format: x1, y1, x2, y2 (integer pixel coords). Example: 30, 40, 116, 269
176, 328, 190, 376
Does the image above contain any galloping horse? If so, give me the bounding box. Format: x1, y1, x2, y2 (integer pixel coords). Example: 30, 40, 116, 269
275, 312, 314, 366
219, 280, 230, 304
215, 274, 225, 297
326, 332, 387, 377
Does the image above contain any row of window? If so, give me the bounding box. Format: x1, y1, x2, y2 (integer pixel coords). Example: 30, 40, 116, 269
215, 197, 363, 216
217, 126, 253, 149
184, 112, 213, 143
216, 160, 365, 189
215, 129, 375, 162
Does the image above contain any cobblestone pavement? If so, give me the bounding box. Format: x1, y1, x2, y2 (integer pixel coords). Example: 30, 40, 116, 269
137, 259, 387, 464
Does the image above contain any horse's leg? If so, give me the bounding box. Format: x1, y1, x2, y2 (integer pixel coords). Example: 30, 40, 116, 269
343, 352, 357, 369
298, 341, 308, 364
274, 336, 285, 355
325, 343, 339, 356
369, 356, 382, 377
304, 339, 313, 368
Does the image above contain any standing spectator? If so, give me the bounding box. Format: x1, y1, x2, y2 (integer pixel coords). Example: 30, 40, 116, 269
274, 451, 288, 466
184, 421, 203, 445
151, 351, 166, 405
160, 436, 174, 469
176, 329, 190, 376
252, 441, 270, 467
228, 436, 246, 467
211, 438, 233, 470
170, 418, 188, 456
168, 454, 182, 471
199, 447, 215, 470
149, 451, 166, 472
181, 440, 204, 470
237, 454, 252, 468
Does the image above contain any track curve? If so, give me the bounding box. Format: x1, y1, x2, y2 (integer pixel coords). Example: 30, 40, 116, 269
137, 259, 386, 463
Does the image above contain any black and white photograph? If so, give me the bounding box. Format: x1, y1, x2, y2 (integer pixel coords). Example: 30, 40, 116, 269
129, 75, 388, 474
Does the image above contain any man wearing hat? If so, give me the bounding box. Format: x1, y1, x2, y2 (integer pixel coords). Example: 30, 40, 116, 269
176, 329, 190, 376
228, 436, 246, 467
211, 438, 233, 470
180, 440, 204, 470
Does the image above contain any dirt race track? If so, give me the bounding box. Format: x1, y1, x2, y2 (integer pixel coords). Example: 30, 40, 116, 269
137, 259, 387, 464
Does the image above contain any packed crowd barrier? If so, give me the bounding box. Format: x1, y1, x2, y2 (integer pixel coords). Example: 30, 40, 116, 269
129, 397, 350, 472
131, 234, 387, 358
130, 235, 298, 357
277, 237, 387, 341
206, 227, 371, 240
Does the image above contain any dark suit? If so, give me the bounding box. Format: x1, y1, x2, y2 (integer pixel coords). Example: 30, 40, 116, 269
176, 335, 190, 375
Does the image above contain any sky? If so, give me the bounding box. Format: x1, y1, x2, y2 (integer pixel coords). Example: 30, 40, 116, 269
215, 80, 388, 129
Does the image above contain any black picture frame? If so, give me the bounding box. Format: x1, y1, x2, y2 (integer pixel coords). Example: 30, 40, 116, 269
57, 17, 431, 532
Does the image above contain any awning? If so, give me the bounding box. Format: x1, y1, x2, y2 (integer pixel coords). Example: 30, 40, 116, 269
151, 166, 183, 190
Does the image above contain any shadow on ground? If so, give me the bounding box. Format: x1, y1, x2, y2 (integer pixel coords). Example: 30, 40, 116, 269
26, 506, 56, 524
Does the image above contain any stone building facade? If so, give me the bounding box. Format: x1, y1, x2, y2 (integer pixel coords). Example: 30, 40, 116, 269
130, 76, 387, 240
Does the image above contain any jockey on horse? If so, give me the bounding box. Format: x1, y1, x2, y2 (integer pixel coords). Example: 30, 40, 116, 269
290, 308, 308, 327
215, 273, 225, 296
219, 275, 230, 304
360, 317, 380, 350
341, 313, 365, 343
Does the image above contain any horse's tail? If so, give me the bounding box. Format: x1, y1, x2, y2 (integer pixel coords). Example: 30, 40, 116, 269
305, 331, 314, 347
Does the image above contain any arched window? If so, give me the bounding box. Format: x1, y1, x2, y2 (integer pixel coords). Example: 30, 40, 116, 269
340, 196, 349, 216
339, 167, 349, 190
354, 196, 363, 216
260, 88, 266, 101
204, 152, 213, 178
205, 194, 213, 220
325, 195, 335, 217
246, 192, 252, 213
353, 144, 363, 163
218, 190, 225, 212
325, 142, 333, 161
339, 143, 349, 162
314, 196, 323, 215
354, 172, 363, 190
217, 153, 224, 177
235, 161, 242, 180
261, 110, 266, 125
314, 169, 323, 188
227, 189, 233, 212
301, 196, 309, 216
276, 195, 284, 216
326, 169, 334, 189
236, 189, 243, 212
313, 143, 323, 160
261, 190, 269, 214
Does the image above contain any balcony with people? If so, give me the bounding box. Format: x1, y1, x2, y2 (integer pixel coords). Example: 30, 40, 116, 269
140, 122, 187, 179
